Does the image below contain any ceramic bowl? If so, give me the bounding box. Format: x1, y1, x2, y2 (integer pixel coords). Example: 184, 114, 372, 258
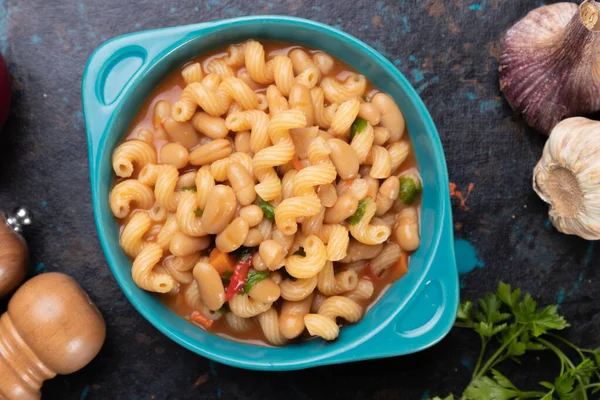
82, 16, 458, 370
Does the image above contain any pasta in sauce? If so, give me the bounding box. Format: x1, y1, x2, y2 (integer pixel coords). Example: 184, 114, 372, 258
109, 40, 422, 346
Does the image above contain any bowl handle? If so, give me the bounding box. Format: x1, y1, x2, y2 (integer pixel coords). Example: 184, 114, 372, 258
81, 22, 218, 166
325, 204, 459, 364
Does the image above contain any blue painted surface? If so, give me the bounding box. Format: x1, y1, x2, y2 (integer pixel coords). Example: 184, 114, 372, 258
401, 16, 411, 33
82, 16, 459, 371
412, 68, 424, 83
460, 357, 473, 371
556, 288, 565, 307
479, 99, 499, 113
34, 263, 45, 274
79, 385, 89, 400
0, 1, 15, 53
585, 242, 594, 266
454, 239, 484, 275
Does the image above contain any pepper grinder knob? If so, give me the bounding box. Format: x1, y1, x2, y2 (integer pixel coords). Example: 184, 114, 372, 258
0, 273, 106, 400
0, 206, 31, 298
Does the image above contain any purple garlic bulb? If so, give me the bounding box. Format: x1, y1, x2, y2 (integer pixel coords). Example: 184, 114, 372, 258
499, 1, 600, 135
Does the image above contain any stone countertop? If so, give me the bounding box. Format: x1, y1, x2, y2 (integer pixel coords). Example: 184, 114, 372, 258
0, 0, 597, 399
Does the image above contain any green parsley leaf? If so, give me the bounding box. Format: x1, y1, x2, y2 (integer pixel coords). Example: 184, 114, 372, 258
193, 209, 203, 216
476, 293, 511, 325
348, 198, 370, 226
592, 348, 600, 371
573, 358, 596, 384
530, 305, 569, 337
539, 381, 555, 390
464, 370, 520, 400
398, 177, 421, 204
258, 198, 275, 221
294, 247, 306, 256
182, 186, 197, 192
554, 373, 576, 399
497, 282, 522, 309
457, 301, 473, 322
350, 117, 368, 140
512, 293, 568, 336
474, 322, 507, 338
243, 271, 270, 293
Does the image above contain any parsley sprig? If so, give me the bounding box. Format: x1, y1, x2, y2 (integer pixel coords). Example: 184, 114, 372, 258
431, 282, 600, 400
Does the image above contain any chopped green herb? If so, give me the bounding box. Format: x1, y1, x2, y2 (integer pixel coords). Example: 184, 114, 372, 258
281, 268, 297, 282
350, 117, 368, 140
294, 247, 306, 257
428, 282, 597, 400
221, 270, 233, 286
258, 198, 275, 221
193, 209, 203, 216
182, 186, 197, 192
398, 177, 421, 205
233, 246, 254, 262
243, 271, 270, 293
347, 198, 370, 226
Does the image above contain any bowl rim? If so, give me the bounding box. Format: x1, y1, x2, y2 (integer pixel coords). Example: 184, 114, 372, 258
83, 15, 458, 370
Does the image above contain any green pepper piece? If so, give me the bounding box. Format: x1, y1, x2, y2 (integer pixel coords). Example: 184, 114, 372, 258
399, 177, 421, 204
347, 198, 370, 226
258, 198, 275, 221
243, 271, 270, 293
350, 117, 368, 140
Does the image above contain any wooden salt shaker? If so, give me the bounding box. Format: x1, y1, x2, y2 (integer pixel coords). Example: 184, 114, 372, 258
0, 207, 31, 298
0, 272, 106, 399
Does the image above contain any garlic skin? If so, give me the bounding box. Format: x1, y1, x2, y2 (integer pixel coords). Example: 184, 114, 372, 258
499, 2, 600, 135
533, 117, 600, 239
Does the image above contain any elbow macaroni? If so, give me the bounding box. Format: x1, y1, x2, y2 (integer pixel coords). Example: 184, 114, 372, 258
349, 199, 392, 245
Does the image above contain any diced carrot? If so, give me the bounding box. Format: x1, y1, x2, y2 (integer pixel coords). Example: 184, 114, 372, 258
292, 155, 303, 171
190, 311, 214, 329
209, 248, 235, 274
389, 252, 409, 280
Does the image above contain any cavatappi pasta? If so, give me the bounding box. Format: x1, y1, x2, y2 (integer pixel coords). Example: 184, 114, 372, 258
110, 40, 422, 346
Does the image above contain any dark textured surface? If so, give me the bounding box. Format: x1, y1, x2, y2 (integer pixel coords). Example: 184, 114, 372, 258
0, 0, 598, 399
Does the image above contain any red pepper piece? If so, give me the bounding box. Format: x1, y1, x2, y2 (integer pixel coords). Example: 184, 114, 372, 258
224, 257, 252, 301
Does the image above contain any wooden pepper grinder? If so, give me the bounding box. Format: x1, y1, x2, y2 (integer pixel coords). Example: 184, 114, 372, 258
0, 272, 106, 399
0, 207, 31, 298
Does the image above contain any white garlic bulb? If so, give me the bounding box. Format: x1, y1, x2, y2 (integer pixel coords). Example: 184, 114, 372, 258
533, 117, 600, 239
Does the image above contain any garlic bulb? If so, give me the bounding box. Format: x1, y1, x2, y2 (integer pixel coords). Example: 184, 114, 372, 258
499, 1, 600, 135
533, 117, 600, 239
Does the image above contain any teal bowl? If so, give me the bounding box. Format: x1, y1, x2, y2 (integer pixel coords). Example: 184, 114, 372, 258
82, 16, 459, 370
